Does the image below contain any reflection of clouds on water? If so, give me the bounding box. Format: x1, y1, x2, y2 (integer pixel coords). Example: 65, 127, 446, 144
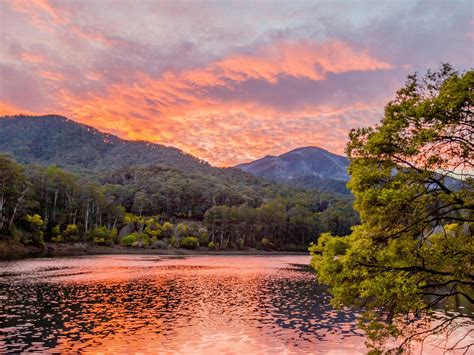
0, 256, 366, 353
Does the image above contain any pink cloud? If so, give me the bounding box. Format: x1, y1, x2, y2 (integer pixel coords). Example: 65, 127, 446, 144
1, 0, 471, 166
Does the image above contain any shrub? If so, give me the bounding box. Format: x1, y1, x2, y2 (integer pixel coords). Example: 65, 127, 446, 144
121, 234, 137, 246
91, 226, 116, 246
198, 228, 209, 245
65, 224, 77, 235
261, 237, 274, 250
208, 241, 219, 250
169, 235, 180, 248
144, 216, 162, 238
187, 223, 200, 237
25, 214, 43, 228
180, 236, 199, 250
121, 232, 149, 247
24, 214, 44, 247
139, 233, 150, 246
175, 223, 188, 238
161, 222, 174, 238
51, 225, 61, 236
10, 226, 23, 243
113, 231, 121, 244
124, 213, 145, 224
51, 235, 63, 243
64, 224, 79, 242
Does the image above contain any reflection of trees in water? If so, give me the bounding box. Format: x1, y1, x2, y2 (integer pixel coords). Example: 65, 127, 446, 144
0, 283, 71, 352
256, 266, 361, 343
425, 285, 474, 316
0, 278, 185, 352
0, 263, 362, 353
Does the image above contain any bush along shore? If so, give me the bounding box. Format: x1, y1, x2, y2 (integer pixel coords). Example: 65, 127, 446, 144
0, 213, 309, 260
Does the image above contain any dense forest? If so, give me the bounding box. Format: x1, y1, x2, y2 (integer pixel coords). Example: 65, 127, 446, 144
0, 153, 357, 253
0, 114, 359, 253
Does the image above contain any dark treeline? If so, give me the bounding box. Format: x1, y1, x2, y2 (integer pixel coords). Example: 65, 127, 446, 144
0, 156, 124, 246
203, 199, 356, 250
0, 155, 358, 251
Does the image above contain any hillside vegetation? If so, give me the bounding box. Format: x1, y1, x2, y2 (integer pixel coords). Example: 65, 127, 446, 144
0, 116, 358, 254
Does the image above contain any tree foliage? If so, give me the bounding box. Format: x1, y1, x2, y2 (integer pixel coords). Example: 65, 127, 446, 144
310, 65, 473, 352
0, 155, 358, 251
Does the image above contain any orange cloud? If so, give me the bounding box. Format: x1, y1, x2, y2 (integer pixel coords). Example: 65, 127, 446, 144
40, 71, 65, 81
213, 40, 391, 84
0, 101, 34, 116
164, 40, 391, 90
19, 51, 45, 63
7, 0, 66, 33
1, 39, 395, 166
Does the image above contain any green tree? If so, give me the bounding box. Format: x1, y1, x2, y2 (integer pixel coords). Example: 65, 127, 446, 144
175, 223, 189, 239
310, 65, 473, 352
63, 224, 78, 242
0, 155, 30, 234
132, 191, 151, 216
180, 236, 199, 249
24, 214, 45, 246
160, 221, 174, 239
90, 226, 116, 245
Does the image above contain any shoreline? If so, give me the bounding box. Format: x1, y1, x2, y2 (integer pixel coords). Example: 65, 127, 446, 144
0, 241, 308, 261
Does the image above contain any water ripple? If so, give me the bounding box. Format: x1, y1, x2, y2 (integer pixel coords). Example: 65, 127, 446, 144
0, 255, 365, 354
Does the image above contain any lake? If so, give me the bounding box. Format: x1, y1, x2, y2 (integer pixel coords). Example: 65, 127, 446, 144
0, 255, 367, 354
2, 255, 471, 354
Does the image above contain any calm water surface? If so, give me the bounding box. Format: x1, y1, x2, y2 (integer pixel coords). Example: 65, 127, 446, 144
0, 255, 366, 354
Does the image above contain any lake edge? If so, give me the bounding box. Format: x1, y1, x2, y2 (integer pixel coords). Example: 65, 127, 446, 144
0, 240, 308, 261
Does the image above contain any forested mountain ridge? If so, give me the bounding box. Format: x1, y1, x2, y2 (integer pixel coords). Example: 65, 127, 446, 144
1, 115, 352, 194
0, 115, 359, 254
0, 115, 212, 173
236, 146, 350, 193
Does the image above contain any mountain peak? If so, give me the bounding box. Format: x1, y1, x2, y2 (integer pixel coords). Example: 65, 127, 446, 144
287, 146, 325, 152
236, 146, 349, 193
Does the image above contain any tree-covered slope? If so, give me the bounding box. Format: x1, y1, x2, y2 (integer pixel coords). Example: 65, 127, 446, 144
0, 115, 353, 194
0, 115, 211, 173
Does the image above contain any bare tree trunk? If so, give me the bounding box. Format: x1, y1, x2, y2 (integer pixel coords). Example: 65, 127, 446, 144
97, 205, 101, 226
9, 188, 26, 230
85, 202, 89, 234
211, 213, 215, 243
52, 189, 58, 220
0, 194, 4, 230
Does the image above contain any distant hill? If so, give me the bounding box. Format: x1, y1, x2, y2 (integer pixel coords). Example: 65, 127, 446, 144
0, 115, 212, 173
0, 115, 352, 194
236, 146, 350, 193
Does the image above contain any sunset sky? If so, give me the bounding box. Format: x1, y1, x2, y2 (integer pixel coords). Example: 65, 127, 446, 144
0, 0, 473, 166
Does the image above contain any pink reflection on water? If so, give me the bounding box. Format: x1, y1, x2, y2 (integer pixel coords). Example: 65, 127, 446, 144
0, 255, 470, 354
